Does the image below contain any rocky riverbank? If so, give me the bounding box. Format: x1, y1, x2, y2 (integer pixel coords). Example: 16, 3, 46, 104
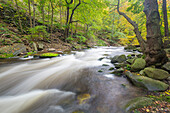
109, 46, 170, 112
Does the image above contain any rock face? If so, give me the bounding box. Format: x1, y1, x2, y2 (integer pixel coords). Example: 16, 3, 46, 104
162, 62, 170, 73
124, 97, 153, 112
144, 67, 170, 80
0, 43, 26, 55
111, 55, 127, 63
131, 58, 146, 71
125, 71, 169, 91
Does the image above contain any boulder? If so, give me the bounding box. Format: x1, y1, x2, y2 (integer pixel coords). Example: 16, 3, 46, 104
124, 97, 153, 112
139, 70, 146, 76
32, 42, 38, 51
162, 62, 170, 73
0, 43, 26, 56
144, 67, 170, 80
124, 45, 136, 51
37, 42, 44, 50
125, 71, 169, 91
131, 58, 146, 71
126, 59, 135, 64
111, 68, 124, 76
111, 55, 127, 63
114, 63, 124, 68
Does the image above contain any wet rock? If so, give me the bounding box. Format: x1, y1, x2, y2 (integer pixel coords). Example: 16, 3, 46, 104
144, 67, 170, 80
102, 64, 109, 66
124, 45, 136, 51
136, 54, 142, 58
139, 70, 146, 76
111, 55, 127, 63
162, 62, 170, 73
98, 57, 105, 61
125, 71, 169, 91
109, 67, 115, 71
131, 58, 146, 71
124, 97, 153, 112
47, 48, 56, 52
111, 68, 124, 76
126, 59, 135, 64
114, 63, 122, 68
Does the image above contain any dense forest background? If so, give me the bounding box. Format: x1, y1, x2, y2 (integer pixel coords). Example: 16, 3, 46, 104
0, 0, 169, 54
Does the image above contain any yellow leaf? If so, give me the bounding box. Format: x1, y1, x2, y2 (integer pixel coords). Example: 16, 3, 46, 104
77, 93, 91, 104
146, 109, 150, 112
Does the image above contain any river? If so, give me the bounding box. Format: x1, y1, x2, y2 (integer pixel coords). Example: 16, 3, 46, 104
0, 47, 145, 113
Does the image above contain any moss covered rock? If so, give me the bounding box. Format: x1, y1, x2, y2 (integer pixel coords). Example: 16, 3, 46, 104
131, 58, 146, 71
39, 53, 59, 58
144, 67, 170, 80
124, 97, 153, 112
162, 62, 170, 73
111, 55, 127, 63
125, 71, 169, 91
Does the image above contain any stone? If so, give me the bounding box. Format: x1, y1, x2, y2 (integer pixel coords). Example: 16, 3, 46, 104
144, 67, 170, 80
126, 59, 135, 64
111, 55, 127, 63
124, 97, 153, 112
139, 70, 146, 76
162, 62, 170, 73
47, 48, 56, 52
124, 45, 136, 50
125, 71, 169, 91
37, 42, 44, 50
32, 42, 38, 51
131, 58, 146, 71
114, 63, 123, 68
111, 68, 124, 76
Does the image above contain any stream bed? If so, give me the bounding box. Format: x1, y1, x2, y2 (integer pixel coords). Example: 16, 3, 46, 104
0, 47, 145, 113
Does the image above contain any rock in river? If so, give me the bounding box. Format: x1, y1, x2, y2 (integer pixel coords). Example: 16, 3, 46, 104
111, 55, 127, 63
125, 71, 169, 91
144, 67, 170, 80
131, 58, 146, 71
124, 97, 153, 112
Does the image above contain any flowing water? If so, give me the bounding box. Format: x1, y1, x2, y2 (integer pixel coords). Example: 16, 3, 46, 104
0, 47, 145, 113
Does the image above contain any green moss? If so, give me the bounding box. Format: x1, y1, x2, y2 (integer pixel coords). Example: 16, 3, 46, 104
39, 53, 59, 58
0, 53, 14, 58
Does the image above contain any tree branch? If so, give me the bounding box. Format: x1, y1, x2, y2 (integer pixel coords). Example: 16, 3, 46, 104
117, 0, 146, 52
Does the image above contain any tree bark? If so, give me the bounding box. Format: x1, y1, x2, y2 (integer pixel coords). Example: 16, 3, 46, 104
143, 0, 168, 65
32, 0, 35, 28
162, 0, 169, 37
50, 0, 54, 37
28, 0, 32, 29
117, 0, 146, 52
15, 0, 23, 33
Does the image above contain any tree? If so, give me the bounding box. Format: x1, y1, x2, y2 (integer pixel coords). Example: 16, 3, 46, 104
143, 0, 167, 65
117, 0, 146, 52
117, 0, 168, 65
14, 0, 23, 33
162, 0, 169, 37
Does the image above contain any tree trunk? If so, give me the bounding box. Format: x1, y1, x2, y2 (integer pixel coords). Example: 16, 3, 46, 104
162, 0, 169, 37
143, 0, 168, 65
117, 0, 146, 52
50, 0, 54, 37
28, 0, 32, 29
47, 3, 50, 32
32, 0, 35, 28
15, 0, 23, 33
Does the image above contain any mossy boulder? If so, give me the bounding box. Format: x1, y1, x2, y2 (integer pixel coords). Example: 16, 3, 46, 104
131, 58, 146, 71
162, 62, 170, 73
124, 45, 136, 51
124, 97, 153, 112
110, 68, 124, 76
111, 55, 127, 63
125, 71, 169, 91
144, 67, 170, 80
126, 59, 135, 64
